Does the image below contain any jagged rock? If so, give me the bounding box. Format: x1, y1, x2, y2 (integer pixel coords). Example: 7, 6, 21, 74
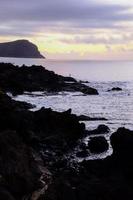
0, 92, 87, 199
64, 82, 98, 95
3, 84, 133, 200
0, 92, 85, 148
44, 127, 133, 200
0, 63, 98, 95
80, 86, 98, 95
34, 107, 85, 145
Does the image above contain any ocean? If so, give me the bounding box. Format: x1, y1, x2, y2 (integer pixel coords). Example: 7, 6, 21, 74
2, 57, 133, 160
1, 58, 133, 131
1, 57, 133, 81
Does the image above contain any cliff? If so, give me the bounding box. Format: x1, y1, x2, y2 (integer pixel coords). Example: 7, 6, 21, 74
0, 40, 45, 58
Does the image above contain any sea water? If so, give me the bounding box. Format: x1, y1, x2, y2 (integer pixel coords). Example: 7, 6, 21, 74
2, 58, 133, 160
1, 58, 133, 131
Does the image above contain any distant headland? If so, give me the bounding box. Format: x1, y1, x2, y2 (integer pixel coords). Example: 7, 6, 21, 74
0, 40, 45, 59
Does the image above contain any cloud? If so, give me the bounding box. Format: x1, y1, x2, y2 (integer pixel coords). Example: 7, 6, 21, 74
0, 0, 133, 36
59, 32, 133, 45
0, 0, 133, 60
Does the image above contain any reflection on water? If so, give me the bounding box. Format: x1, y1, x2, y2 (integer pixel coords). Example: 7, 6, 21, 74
12, 81, 133, 161
2, 58, 132, 131
2, 58, 133, 160
1, 57, 133, 81
12, 81, 133, 132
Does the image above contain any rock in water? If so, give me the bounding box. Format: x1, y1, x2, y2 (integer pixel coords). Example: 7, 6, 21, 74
88, 136, 109, 153
110, 127, 133, 165
0, 40, 44, 58
108, 87, 122, 92
87, 125, 110, 135
78, 115, 107, 121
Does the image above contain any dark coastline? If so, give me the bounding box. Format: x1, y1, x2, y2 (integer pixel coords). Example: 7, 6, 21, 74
0, 62, 98, 95
0, 63, 133, 200
0, 40, 45, 59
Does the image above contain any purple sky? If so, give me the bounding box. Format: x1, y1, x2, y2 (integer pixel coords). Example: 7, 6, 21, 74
0, 0, 133, 59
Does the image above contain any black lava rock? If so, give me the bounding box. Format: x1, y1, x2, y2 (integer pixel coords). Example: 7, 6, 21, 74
108, 87, 122, 92
0, 62, 98, 95
88, 136, 109, 153
88, 125, 110, 135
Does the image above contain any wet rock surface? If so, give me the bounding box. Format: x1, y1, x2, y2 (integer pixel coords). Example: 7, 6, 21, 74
0, 91, 133, 200
0, 63, 133, 199
108, 87, 122, 92
76, 150, 89, 158
0, 63, 98, 95
0, 92, 86, 199
110, 127, 133, 166
87, 124, 110, 135
44, 128, 133, 200
88, 136, 109, 153
78, 115, 108, 121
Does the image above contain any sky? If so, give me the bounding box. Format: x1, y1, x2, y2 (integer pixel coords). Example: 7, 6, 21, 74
0, 0, 133, 60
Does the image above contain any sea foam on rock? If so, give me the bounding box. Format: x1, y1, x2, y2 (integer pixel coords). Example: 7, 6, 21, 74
1, 62, 133, 199
1, 92, 133, 200
44, 127, 133, 200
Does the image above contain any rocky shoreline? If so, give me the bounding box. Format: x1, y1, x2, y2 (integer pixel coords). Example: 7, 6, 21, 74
0, 63, 98, 95
0, 63, 133, 199
0, 91, 85, 199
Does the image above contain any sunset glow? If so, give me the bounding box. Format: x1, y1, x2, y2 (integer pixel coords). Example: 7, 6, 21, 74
0, 0, 133, 60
